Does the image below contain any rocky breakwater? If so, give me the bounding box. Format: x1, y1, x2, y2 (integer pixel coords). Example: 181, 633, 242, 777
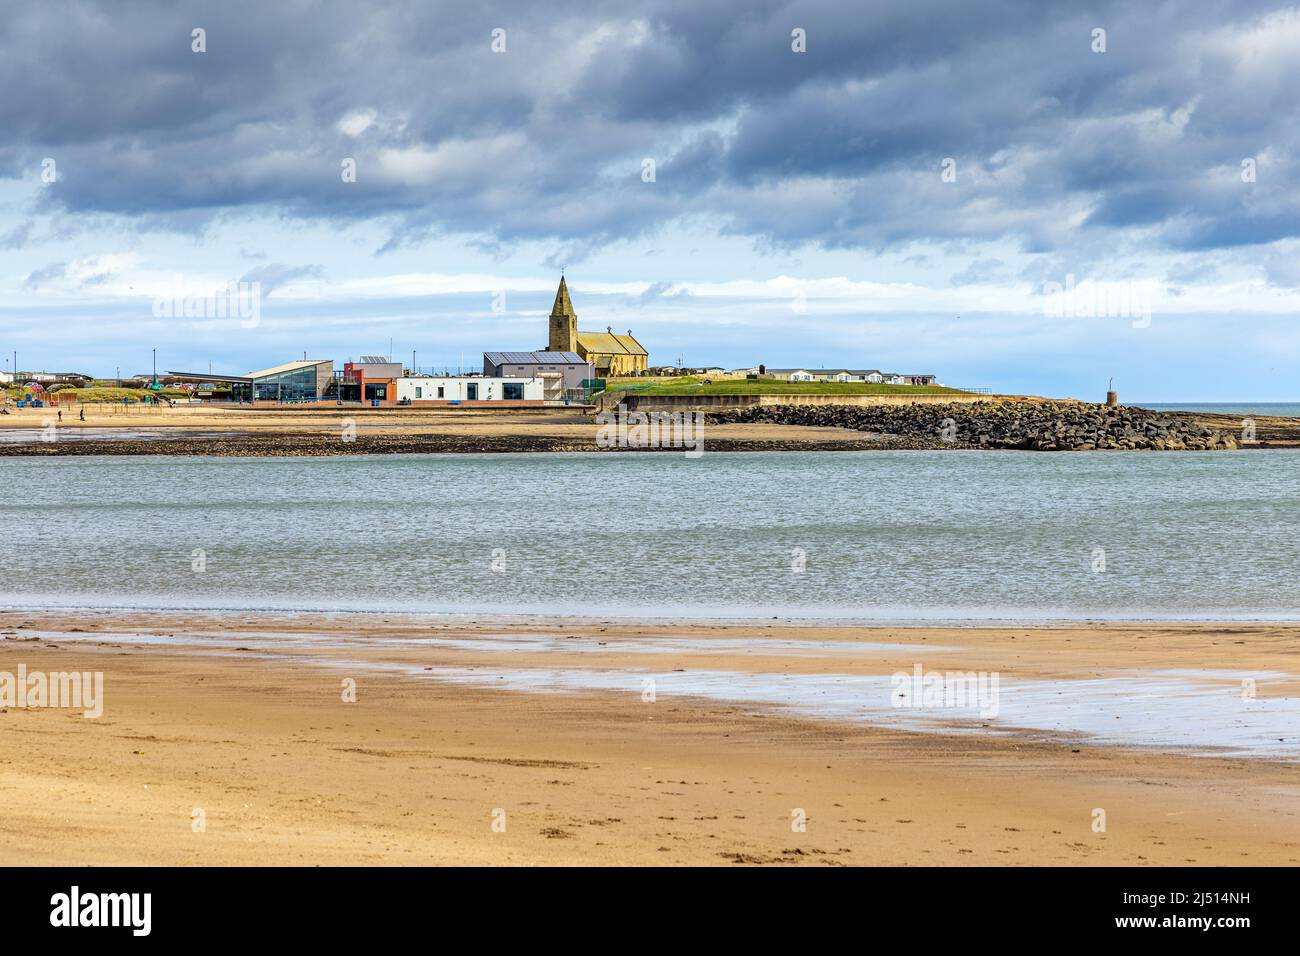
709, 401, 1239, 451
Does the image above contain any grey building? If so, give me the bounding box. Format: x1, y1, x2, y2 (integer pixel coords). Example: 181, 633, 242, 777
352, 355, 404, 379
483, 351, 593, 402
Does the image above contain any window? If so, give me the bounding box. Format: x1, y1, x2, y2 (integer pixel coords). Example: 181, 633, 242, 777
503, 383, 524, 400
415, 387, 423, 398
253, 365, 322, 402
437, 386, 444, 398
466, 383, 478, 400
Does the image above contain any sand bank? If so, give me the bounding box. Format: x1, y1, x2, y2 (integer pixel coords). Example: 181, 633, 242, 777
1, 610, 1296, 865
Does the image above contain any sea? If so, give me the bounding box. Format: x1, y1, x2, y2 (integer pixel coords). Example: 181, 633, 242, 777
4, 448, 1300, 623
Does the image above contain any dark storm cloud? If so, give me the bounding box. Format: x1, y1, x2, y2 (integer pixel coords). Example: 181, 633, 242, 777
3, 0, 1298, 261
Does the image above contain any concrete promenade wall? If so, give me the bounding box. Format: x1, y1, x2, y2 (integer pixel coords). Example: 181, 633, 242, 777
618, 392, 1020, 412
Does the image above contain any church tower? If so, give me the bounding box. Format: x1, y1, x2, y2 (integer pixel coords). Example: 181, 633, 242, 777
547, 276, 577, 353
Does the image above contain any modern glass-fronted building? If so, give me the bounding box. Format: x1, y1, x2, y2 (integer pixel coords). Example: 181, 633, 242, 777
167, 359, 335, 402
235, 360, 334, 402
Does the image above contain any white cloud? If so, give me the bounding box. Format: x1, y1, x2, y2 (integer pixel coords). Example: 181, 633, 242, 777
337, 110, 376, 137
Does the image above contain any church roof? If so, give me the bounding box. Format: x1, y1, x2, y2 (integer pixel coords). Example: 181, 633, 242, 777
577, 331, 648, 356
547, 277, 647, 358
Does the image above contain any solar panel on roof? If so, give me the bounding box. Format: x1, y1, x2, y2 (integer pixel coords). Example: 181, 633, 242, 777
485, 351, 587, 364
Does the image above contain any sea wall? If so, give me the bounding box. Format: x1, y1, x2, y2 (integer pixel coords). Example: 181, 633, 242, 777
709, 401, 1239, 451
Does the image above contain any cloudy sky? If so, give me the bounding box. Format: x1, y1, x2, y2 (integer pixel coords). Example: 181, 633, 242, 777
3, 0, 1299, 399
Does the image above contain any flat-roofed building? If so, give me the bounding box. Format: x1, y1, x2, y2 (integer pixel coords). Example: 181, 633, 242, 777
167, 359, 334, 402
242, 360, 334, 401
343, 356, 403, 403
350, 355, 403, 379
483, 351, 592, 402
395, 376, 543, 405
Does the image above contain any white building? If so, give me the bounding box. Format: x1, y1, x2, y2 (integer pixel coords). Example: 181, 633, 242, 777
836, 369, 885, 383
394, 376, 543, 404
802, 368, 884, 382
746, 367, 935, 385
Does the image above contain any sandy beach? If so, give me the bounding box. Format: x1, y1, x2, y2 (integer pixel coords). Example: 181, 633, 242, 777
2, 609, 1296, 866
0, 403, 881, 455
4, 402, 1299, 455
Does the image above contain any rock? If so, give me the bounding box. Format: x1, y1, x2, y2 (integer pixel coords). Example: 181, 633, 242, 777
706, 400, 1236, 452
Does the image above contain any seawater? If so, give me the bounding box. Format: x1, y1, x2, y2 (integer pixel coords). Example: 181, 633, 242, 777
3, 450, 1300, 622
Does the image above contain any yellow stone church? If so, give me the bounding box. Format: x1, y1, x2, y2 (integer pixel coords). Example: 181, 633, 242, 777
545, 277, 648, 376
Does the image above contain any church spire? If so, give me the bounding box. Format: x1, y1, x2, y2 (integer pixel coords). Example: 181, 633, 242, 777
547, 276, 577, 353
551, 275, 576, 320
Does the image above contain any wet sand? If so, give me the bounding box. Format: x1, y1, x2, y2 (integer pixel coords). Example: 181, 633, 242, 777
1, 609, 1297, 865
5, 403, 1297, 455
1188, 411, 1300, 447
0, 405, 874, 455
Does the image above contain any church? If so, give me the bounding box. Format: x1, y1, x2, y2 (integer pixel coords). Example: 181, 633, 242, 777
545, 277, 648, 377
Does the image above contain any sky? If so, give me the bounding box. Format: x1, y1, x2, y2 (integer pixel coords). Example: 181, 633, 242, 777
3, 0, 1300, 400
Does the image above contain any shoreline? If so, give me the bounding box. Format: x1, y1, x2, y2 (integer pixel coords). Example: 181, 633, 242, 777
0, 431, 896, 456
7, 608, 1300, 755
3, 608, 1298, 865
3, 434, 1296, 457
6, 600, 1300, 627
2, 401, 1298, 456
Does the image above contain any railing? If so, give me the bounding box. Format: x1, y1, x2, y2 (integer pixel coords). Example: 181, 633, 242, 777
950, 386, 993, 394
